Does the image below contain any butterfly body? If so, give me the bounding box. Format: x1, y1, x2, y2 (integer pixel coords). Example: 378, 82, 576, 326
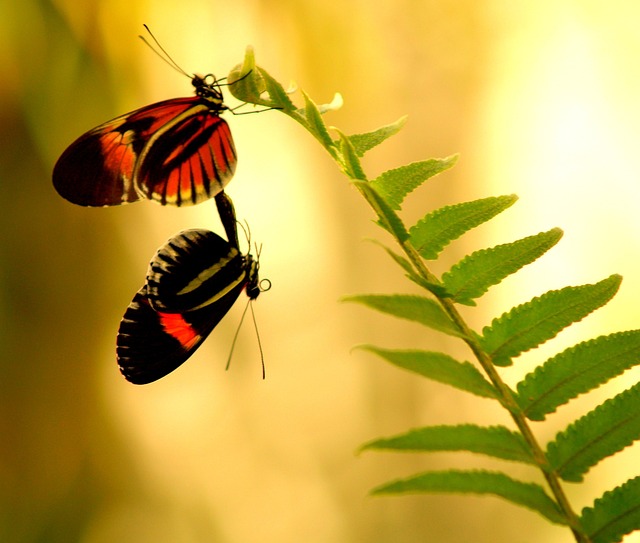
116, 229, 260, 384
53, 75, 236, 207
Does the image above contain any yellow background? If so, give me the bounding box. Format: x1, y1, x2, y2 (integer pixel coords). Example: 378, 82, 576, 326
1, 1, 639, 542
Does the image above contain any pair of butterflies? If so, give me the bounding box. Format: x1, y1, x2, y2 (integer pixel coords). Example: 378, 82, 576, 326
53, 42, 264, 384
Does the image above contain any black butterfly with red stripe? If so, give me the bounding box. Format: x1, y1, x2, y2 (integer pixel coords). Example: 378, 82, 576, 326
117, 229, 262, 384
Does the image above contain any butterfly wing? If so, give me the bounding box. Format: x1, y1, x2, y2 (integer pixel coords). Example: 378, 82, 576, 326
53, 110, 145, 206
134, 102, 236, 206
145, 229, 248, 313
116, 229, 256, 384
116, 283, 245, 384
53, 97, 236, 207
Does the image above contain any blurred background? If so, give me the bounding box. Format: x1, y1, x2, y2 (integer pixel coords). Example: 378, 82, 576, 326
1, 1, 639, 542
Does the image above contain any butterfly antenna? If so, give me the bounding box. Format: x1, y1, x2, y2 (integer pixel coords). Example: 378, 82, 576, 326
238, 220, 251, 246
236, 220, 255, 256
225, 299, 251, 372
250, 301, 266, 379
139, 24, 190, 78
225, 299, 266, 379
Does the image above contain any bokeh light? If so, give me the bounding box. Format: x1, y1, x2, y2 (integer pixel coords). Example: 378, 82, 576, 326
1, 2, 639, 542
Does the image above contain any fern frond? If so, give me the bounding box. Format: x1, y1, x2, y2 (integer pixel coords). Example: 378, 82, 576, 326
442, 228, 563, 306
580, 476, 640, 543
353, 181, 408, 241
409, 195, 518, 260
516, 330, 640, 420
546, 382, 640, 482
357, 346, 496, 398
300, 89, 335, 151
370, 156, 458, 210
348, 116, 408, 157
371, 470, 566, 524
479, 275, 622, 366
335, 130, 367, 179
228, 51, 296, 110
343, 294, 465, 338
361, 424, 534, 464
229, 51, 640, 541
368, 239, 415, 275
369, 241, 452, 295
258, 67, 297, 110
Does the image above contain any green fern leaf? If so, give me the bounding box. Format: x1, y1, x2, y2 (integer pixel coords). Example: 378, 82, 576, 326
581, 476, 640, 543
516, 330, 640, 420
300, 89, 335, 152
480, 275, 622, 367
258, 67, 297, 110
368, 240, 448, 296
403, 274, 450, 298
353, 181, 409, 241
368, 239, 415, 275
546, 382, 640, 482
442, 228, 563, 306
335, 130, 367, 179
228, 49, 295, 110
371, 470, 566, 524
358, 346, 496, 398
348, 116, 407, 157
370, 156, 458, 210
409, 195, 518, 260
361, 424, 534, 463
343, 294, 465, 338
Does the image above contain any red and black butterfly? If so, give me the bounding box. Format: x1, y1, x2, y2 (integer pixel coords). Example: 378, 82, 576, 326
53, 29, 238, 207
117, 229, 263, 384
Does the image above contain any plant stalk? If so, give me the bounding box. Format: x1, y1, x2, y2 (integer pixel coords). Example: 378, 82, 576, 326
399, 239, 590, 543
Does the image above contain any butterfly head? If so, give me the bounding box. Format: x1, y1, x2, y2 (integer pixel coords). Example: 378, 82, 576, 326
243, 237, 271, 302
192, 74, 225, 109
243, 254, 261, 300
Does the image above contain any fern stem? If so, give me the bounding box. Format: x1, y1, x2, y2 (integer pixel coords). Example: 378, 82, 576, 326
350, 175, 589, 540
240, 66, 607, 541
342, 134, 588, 541
442, 299, 587, 542
397, 239, 590, 542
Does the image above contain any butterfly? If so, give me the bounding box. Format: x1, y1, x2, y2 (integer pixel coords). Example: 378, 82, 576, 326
116, 228, 264, 384
52, 28, 238, 207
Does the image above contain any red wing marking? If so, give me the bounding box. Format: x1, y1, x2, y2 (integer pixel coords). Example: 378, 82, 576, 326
158, 312, 201, 350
